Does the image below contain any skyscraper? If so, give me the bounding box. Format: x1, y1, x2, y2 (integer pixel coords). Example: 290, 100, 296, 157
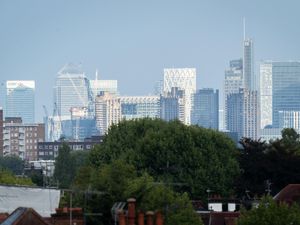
243, 38, 255, 90
6, 80, 35, 123
54, 63, 92, 117
89, 70, 118, 100
227, 88, 259, 140
191, 88, 219, 130
95, 92, 121, 135
224, 59, 243, 130
260, 61, 300, 128
160, 87, 185, 123
163, 68, 196, 125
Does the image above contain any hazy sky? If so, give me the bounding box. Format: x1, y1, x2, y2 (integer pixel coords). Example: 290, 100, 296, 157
1, 0, 300, 122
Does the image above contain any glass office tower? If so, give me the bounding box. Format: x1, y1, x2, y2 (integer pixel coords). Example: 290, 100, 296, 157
191, 88, 219, 130
6, 80, 35, 123
54, 63, 92, 117
260, 61, 300, 128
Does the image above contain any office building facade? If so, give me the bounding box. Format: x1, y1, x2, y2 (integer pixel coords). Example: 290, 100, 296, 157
121, 96, 160, 121
260, 61, 300, 129
95, 92, 121, 135
224, 59, 243, 130
227, 88, 259, 140
243, 39, 255, 90
54, 63, 92, 117
191, 88, 219, 130
6, 80, 35, 123
160, 87, 185, 123
163, 68, 196, 125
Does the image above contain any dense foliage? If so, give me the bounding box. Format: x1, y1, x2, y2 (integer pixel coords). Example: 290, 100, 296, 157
0, 155, 24, 175
237, 128, 300, 197
238, 196, 300, 225
0, 169, 33, 186
54, 143, 89, 188
89, 118, 240, 199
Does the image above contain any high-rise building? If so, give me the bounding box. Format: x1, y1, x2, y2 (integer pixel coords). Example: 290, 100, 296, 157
95, 92, 121, 135
54, 63, 92, 118
243, 38, 255, 90
120, 96, 160, 120
259, 62, 273, 129
160, 87, 185, 123
90, 70, 118, 100
191, 88, 219, 130
163, 68, 196, 125
154, 80, 164, 95
259, 61, 300, 129
6, 81, 35, 124
224, 59, 243, 130
227, 88, 259, 140
0, 108, 3, 156
0, 82, 5, 113
278, 111, 300, 130
3, 117, 45, 161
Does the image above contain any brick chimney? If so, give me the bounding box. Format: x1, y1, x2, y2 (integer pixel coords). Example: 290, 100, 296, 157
118, 210, 126, 225
127, 198, 136, 225
138, 211, 145, 225
146, 211, 154, 225
155, 211, 163, 225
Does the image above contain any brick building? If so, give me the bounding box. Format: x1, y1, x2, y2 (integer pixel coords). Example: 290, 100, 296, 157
3, 117, 45, 161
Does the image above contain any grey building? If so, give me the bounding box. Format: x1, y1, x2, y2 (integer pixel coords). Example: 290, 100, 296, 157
243, 39, 255, 90
191, 88, 219, 130
6, 81, 35, 124
227, 88, 259, 140
38, 136, 103, 160
160, 87, 185, 123
260, 61, 300, 129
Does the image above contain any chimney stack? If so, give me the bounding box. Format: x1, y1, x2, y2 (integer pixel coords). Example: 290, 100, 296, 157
138, 211, 145, 225
146, 211, 154, 225
155, 211, 163, 225
127, 198, 136, 225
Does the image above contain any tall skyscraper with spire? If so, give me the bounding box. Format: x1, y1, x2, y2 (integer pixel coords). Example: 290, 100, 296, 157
243, 19, 256, 91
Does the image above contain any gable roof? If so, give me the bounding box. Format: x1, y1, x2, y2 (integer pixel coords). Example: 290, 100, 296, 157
274, 184, 300, 205
1, 207, 51, 225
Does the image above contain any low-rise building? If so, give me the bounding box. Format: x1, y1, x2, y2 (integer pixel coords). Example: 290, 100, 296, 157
38, 136, 103, 160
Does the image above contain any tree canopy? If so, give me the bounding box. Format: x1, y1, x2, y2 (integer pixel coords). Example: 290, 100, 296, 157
237, 128, 300, 197
89, 118, 240, 199
238, 196, 300, 225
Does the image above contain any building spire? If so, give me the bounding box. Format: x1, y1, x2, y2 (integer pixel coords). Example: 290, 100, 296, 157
243, 17, 246, 41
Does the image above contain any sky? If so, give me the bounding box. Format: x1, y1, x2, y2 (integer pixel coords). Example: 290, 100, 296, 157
1, 0, 300, 122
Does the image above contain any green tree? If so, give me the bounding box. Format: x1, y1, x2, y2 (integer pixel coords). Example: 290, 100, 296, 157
89, 118, 240, 199
54, 143, 75, 188
238, 196, 300, 225
0, 170, 33, 186
237, 129, 300, 197
0, 156, 24, 175
125, 173, 203, 225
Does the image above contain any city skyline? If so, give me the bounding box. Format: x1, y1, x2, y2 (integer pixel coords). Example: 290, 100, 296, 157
1, 1, 300, 122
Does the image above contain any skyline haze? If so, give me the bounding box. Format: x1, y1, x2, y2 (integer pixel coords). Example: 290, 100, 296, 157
1, 0, 300, 122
